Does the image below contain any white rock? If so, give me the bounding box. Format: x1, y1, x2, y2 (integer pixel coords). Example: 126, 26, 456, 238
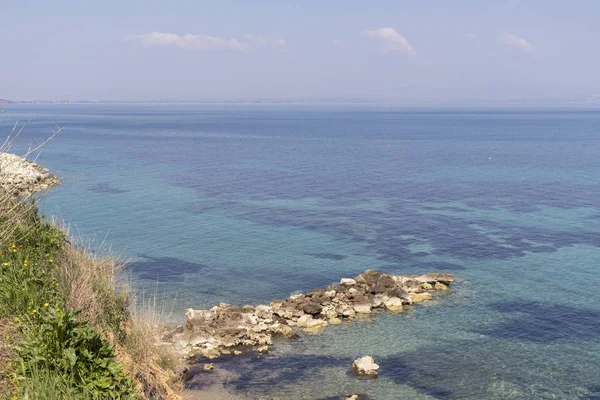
186, 308, 215, 327
383, 297, 403, 311
353, 304, 372, 314
254, 304, 273, 319
352, 356, 379, 378
297, 314, 328, 329
340, 278, 357, 286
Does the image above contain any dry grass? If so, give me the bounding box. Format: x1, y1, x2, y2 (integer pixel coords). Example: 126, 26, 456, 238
0, 317, 21, 399
53, 224, 184, 399
120, 295, 185, 400
55, 230, 131, 333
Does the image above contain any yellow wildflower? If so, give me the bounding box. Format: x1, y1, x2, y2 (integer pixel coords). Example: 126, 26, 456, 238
12, 249, 16, 253
48, 259, 53, 263
44, 303, 49, 307
11, 244, 16, 248
2, 262, 8, 267
31, 309, 37, 314
55, 308, 60, 312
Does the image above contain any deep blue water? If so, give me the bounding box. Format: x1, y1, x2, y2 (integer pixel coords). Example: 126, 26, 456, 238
2, 104, 600, 399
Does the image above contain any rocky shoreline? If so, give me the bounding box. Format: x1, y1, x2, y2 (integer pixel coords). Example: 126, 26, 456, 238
0, 152, 59, 197
162, 270, 455, 361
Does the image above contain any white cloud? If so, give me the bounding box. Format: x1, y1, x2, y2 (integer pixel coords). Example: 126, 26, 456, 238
498, 33, 535, 53
242, 35, 287, 50
363, 27, 415, 56
332, 39, 344, 46
124, 32, 248, 51
124, 32, 288, 52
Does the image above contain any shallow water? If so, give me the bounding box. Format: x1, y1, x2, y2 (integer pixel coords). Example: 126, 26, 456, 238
3, 104, 600, 399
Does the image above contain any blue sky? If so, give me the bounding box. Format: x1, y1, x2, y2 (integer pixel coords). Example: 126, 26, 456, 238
2, 0, 599, 102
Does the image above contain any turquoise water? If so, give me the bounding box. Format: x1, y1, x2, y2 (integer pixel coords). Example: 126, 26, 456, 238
2, 105, 600, 399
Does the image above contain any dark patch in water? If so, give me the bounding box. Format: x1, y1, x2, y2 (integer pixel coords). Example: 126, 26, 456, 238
232, 352, 347, 390
307, 252, 347, 261
129, 254, 205, 282
88, 182, 129, 194
584, 386, 600, 400
481, 301, 600, 342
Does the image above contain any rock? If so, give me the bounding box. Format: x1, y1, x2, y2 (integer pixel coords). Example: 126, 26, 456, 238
345, 395, 361, 400
368, 282, 388, 294
378, 274, 397, 288
181, 269, 456, 361
0, 153, 59, 197
403, 280, 422, 293
386, 287, 410, 301
341, 307, 356, 318
297, 314, 328, 329
186, 308, 215, 329
352, 356, 379, 378
197, 347, 221, 359
356, 270, 381, 285
304, 325, 326, 334
383, 296, 404, 311
353, 304, 372, 314
411, 292, 432, 303
303, 302, 323, 315
415, 273, 455, 285
161, 325, 184, 341
255, 304, 273, 318
257, 345, 269, 353
203, 363, 214, 371
372, 294, 384, 308
270, 323, 297, 338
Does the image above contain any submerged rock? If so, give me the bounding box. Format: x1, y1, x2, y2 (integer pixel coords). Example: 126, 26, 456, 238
411, 292, 432, 303
352, 356, 379, 378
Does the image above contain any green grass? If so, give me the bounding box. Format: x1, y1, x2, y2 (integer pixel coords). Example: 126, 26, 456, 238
0, 202, 139, 399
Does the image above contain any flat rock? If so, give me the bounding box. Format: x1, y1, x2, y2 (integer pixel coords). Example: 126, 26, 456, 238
415, 273, 455, 284
411, 292, 432, 303
353, 304, 372, 314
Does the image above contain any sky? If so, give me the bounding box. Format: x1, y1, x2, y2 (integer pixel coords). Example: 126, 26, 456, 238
1, 0, 600, 103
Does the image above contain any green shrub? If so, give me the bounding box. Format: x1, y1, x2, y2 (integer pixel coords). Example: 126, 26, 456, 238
15, 308, 138, 399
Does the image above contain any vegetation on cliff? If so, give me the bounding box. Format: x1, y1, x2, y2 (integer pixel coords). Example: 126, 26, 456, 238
0, 134, 181, 399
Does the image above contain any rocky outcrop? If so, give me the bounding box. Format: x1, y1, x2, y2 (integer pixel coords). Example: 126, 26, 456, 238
0, 153, 59, 197
352, 356, 379, 378
163, 270, 455, 360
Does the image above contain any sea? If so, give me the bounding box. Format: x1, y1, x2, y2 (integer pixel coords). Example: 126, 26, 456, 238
2, 104, 600, 399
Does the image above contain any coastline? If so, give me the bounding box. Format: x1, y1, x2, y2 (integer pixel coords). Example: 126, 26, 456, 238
1, 153, 457, 399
